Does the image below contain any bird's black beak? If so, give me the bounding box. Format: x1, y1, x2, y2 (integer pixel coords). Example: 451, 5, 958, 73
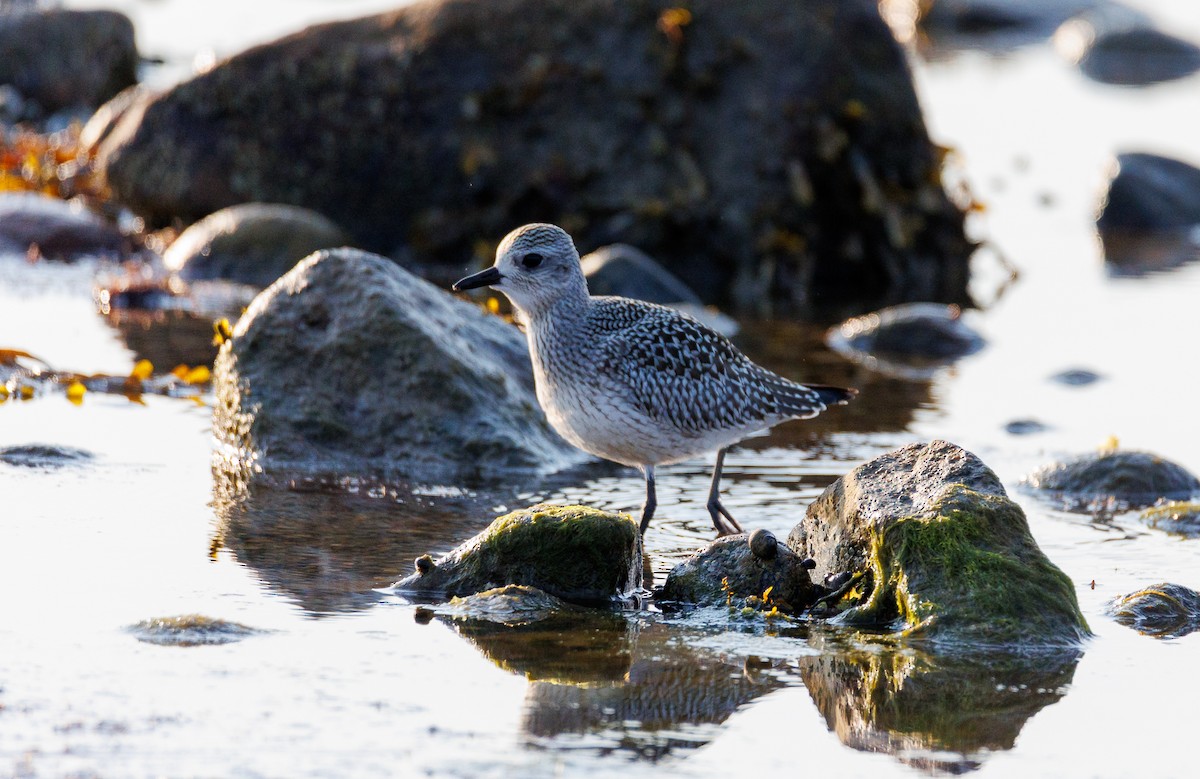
452, 266, 503, 292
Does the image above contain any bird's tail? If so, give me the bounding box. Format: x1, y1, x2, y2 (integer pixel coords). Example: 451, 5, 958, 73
808, 384, 858, 407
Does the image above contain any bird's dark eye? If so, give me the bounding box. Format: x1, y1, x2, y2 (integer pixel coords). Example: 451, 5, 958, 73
521, 252, 544, 269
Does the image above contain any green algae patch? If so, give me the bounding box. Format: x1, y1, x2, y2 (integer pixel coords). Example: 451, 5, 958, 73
394, 504, 642, 605
835, 485, 1091, 649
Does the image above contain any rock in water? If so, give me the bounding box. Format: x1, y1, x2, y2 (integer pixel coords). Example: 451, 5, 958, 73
212, 248, 583, 486
163, 203, 347, 286
1025, 449, 1200, 512
1108, 583, 1200, 639
393, 504, 642, 604
788, 440, 1090, 648
93, 0, 971, 312
0, 9, 137, 114
660, 529, 820, 613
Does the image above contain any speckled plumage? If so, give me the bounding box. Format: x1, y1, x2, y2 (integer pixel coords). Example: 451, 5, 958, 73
454, 224, 855, 535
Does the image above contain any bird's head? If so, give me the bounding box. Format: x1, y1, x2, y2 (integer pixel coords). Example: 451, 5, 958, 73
453, 223, 587, 315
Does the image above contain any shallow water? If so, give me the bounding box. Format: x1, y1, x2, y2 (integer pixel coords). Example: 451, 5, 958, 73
4, 1, 1200, 776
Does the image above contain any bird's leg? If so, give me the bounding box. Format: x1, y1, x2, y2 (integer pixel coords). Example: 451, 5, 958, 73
706, 447, 743, 536
638, 465, 657, 536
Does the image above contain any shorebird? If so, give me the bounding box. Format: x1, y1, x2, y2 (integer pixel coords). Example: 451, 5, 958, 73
453, 224, 855, 536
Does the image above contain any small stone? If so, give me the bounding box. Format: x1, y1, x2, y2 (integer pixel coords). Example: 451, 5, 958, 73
748, 528, 778, 560
1108, 583, 1200, 638
1050, 368, 1102, 386
127, 615, 262, 646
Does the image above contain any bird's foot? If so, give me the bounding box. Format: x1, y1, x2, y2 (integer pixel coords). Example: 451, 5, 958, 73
707, 498, 743, 537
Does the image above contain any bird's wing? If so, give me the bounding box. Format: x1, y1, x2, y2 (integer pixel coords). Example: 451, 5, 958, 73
589, 299, 827, 434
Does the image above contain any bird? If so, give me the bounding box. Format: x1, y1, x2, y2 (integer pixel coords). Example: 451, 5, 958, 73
453, 224, 856, 537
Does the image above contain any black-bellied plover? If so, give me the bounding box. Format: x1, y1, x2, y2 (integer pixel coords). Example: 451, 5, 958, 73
454, 224, 856, 536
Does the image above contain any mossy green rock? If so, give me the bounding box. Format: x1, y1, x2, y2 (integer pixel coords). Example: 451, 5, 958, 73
1107, 583, 1200, 639
394, 504, 642, 604
660, 529, 820, 613
212, 248, 583, 486
789, 440, 1090, 648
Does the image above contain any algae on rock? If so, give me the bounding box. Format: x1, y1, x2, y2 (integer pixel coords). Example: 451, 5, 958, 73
394, 504, 643, 605
789, 440, 1090, 649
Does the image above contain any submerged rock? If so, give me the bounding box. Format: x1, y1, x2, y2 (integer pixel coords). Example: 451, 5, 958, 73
657, 528, 825, 614
1025, 449, 1200, 512
213, 248, 582, 485
659, 529, 821, 613
1139, 501, 1200, 537
0, 193, 128, 260
94, 0, 971, 312
393, 504, 642, 605
1107, 583, 1200, 638
788, 440, 1090, 648
163, 203, 348, 286
127, 614, 262, 646
0, 9, 137, 115
826, 302, 983, 379
0, 443, 93, 468
1049, 367, 1102, 386
1098, 153, 1200, 234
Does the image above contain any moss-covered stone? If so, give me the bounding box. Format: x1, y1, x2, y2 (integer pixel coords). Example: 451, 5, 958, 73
835, 485, 1090, 647
1025, 449, 1200, 512
790, 440, 1090, 648
394, 504, 642, 605
1107, 583, 1200, 638
659, 529, 821, 614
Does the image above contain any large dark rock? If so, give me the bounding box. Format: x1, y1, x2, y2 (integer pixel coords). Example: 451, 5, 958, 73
1025, 449, 1200, 512
659, 529, 821, 613
94, 0, 971, 312
1068, 21, 1200, 86
1140, 501, 1200, 537
163, 203, 348, 286
788, 440, 1090, 648
212, 247, 583, 486
1107, 583, 1200, 639
0, 9, 137, 114
393, 504, 643, 605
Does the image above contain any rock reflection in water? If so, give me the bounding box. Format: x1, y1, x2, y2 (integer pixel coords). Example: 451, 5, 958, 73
798, 635, 1082, 773
212, 481, 497, 614
440, 613, 787, 761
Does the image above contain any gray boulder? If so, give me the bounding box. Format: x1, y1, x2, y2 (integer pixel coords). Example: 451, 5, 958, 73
93, 0, 971, 312
1025, 449, 1200, 512
1107, 583, 1200, 638
163, 203, 348, 286
393, 504, 642, 605
0, 9, 137, 114
788, 440, 1090, 648
659, 529, 821, 613
212, 247, 584, 485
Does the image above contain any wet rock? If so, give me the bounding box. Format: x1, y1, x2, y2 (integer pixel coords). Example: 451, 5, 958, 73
0, 9, 137, 114
1025, 449, 1200, 512
659, 530, 820, 614
393, 504, 642, 605
163, 203, 348, 286
432, 584, 573, 626
788, 440, 1090, 648
0, 443, 92, 467
213, 248, 583, 485
826, 302, 983, 379
1064, 21, 1200, 86
0, 193, 128, 260
94, 0, 972, 313
1098, 153, 1200, 234
1050, 367, 1102, 386
1005, 419, 1050, 436
905, 0, 1100, 35
1140, 501, 1200, 537
1107, 583, 1200, 638
126, 615, 263, 646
